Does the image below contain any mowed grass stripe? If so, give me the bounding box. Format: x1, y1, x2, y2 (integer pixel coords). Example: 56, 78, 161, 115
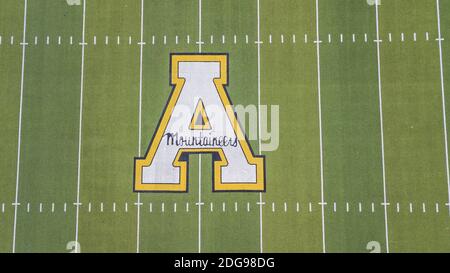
380, 0, 450, 252
320, 0, 386, 252
77, 0, 140, 252
138, 0, 199, 253
13, 0, 82, 252
201, 0, 260, 253
0, 0, 24, 253
261, 0, 323, 252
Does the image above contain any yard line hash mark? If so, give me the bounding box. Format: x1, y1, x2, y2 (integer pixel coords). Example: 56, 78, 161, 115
4, 201, 446, 215
0, 32, 441, 48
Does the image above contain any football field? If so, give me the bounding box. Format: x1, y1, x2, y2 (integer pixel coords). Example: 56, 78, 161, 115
1, 0, 450, 253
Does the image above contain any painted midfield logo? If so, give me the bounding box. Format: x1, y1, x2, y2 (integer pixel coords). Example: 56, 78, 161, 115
134, 54, 265, 192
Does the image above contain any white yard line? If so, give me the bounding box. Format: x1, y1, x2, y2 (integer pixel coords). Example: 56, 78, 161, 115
136, 0, 145, 253
315, 0, 326, 254
435, 0, 450, 216
374, 3, 390, 253
74, 0, 87, 254
12, 0, 28, 253
198, 0, 202, 54
197, 0, 202, 254
256, 0, 264, 254
198, 155, 202, 253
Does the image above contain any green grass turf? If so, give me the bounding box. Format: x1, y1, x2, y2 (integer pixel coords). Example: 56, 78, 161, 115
0, 0, 450, 253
